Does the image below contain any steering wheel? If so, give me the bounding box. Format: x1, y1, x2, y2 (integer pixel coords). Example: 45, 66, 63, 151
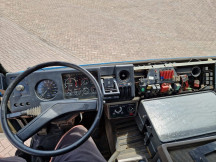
0, 61, 103, 157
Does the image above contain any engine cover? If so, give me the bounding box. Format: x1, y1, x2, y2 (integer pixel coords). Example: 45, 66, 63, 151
136, 91, 216, 157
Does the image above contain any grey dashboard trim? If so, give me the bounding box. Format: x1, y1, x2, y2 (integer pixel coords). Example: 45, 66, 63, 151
7, 67, 101, 112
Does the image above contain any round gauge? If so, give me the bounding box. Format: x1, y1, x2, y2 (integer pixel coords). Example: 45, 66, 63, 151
74, 88, 82, 96
64, 77, 77, 92
91, 86, 96, 94
35, 79, 58, 100
83, 87, 90, 95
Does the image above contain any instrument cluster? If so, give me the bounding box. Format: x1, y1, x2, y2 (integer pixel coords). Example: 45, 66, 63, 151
62, 72, 97, 99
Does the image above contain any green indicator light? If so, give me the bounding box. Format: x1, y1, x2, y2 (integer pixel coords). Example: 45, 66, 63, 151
141, 88, 145, 92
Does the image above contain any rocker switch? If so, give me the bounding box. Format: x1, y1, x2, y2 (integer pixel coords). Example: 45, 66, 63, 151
104, 78, 114, 88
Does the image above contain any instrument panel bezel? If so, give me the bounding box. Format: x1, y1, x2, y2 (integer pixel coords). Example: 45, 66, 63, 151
7, 67, 101, 112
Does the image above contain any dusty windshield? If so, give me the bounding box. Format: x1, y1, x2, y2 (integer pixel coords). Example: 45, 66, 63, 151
1, 1, 215, 72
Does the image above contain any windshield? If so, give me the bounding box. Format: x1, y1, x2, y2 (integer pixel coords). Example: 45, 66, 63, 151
1, 1, 216, 73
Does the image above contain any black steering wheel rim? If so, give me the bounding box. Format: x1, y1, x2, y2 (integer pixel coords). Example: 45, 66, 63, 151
0, 61, 103, 157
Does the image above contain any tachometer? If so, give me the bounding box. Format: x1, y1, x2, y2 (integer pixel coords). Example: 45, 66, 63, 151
35, 79, 58, 100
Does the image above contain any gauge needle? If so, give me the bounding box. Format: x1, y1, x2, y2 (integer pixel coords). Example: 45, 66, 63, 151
42, 90, 48, 97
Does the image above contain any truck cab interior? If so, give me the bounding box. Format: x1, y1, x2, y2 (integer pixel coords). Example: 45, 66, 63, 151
1, 57, 216, 162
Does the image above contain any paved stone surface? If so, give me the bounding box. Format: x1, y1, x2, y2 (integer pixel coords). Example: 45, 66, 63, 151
1, 0, 216, 72
0, 133, 30, 158
0, 17, 84, 72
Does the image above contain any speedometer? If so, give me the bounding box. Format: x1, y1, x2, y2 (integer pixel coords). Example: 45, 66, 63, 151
35, 79, 58, 100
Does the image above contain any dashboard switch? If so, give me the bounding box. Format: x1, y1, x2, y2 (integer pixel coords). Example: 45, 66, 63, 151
141, 87, 145, 92
147, 85, 152, 90
155, 84, 161, 93
160, 83, 170, 93
160, 70, 174, 80
194, 80, 200, 88
180, 75, 189, 90
104, 78, 115, 88
174, 83, 181, 91
151, 85, 157, 93
114, 106, 123, 114
16, 85, 25, 91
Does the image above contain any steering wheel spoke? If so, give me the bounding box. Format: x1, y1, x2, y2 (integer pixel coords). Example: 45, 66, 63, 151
16, 99, 97, 141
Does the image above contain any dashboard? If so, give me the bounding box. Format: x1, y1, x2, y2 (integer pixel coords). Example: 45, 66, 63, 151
4, 58, 216, 162
6, 59, 216, 119
7, 65, 135, 114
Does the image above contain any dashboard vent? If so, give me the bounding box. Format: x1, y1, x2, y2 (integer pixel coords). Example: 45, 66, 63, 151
119, 86, 131, 99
